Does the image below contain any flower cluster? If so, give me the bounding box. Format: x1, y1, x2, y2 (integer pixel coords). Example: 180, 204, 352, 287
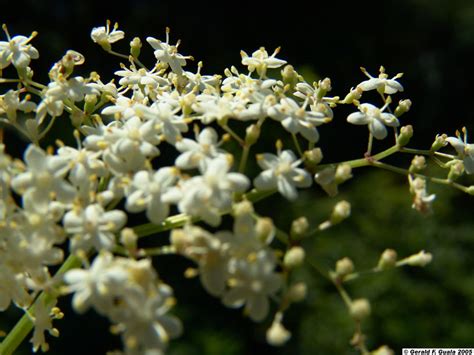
0, 21, 472, 355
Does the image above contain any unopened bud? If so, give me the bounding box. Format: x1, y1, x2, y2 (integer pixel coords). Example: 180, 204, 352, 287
233, 200, 254, 216
397, 125, 413, 146
120, 228, 138, 251
266, 314, 291, 346
431, 134, 447, 152
448, 160, 464, 181
287, 282, 307, 302
290, 216, 309, 239
256, 217, 275, 244
335, 257, 354, 277
349, 298, 371, 321
335, 164, 352, 184
283, 246, 305, 269
409, 155, 426, 173
378, 249, 397, 269
372, 345, 394, 355
404, 250, 433, 267
84, 94, 98, 115
245, 124, 260, 145
317, 77, 331, 99
467, 186, 474, 195
330, 200, 351, 224
342, 87, 363, 104
281, 64, 299, 89
130, 37, 142, 58
394, 99, 412, 117
304, 148, 323, 168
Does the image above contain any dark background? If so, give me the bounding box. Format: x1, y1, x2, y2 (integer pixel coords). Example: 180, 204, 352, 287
2, 0, 474, 354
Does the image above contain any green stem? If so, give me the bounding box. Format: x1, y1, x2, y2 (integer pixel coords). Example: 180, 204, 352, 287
221, 124, 245, 146
292, 133, 304, 157
0, 255, 82, 355
366, 133, 373, 156
238, 144, 250, 173
318, 144, 400, 170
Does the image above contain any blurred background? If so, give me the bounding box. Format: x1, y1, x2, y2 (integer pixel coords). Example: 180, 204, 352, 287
2, 0, 474, 354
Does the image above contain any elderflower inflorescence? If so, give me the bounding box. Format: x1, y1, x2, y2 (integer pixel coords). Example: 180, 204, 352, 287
0, 21, 471, 355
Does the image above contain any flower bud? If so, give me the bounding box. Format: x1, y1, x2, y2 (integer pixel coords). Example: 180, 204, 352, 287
84, 94, 98, 115
304, 148, 323, 169
245, 124, 260, 145
431, 134, 447, 152
315, 167, 338, 196
397, 125, 413, 146
317, 77, 332, 99
394, 99, 412, 117
290, 216, 309, 239
330, 200, 351, 224
377, 249, 397, 269
130, 37, 142, 58
448, 160, 464, 181
335, 164, 352, 184
467, 186, 474, 195
409, 155, 426, 173
281, 64, 299, 89
349, 298, 371, 321
341, 87, 363, 104
287, 282, 307, 303
404, 250, 433, 267
120, 228, 138, 251
335, 257, 354, 277
256, 217, 275, 244
266, 316, 291, 346
283, 246, 305, 269
372, 345, 394, 355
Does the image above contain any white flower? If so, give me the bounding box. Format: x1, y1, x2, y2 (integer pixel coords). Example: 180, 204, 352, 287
192, 94, 241, 124
171, 225, 231, 296
268, 97, 329, 143
115, 62, 169, 89
91, 20, 124, 51
240, 47, 286, 77
102, 117, 161, 175
147, 28, 193, 75
0, 90, 36, 123
117, 283, 183, 354
125, 168, 178, 224
36, 76, 99, 123
63, 204, 127, 252
175, 127, 226, 170
30, 299, 60, 353
168, 157, 250, 226
347, 102, 399, 140
222, 250, 282, 322
0, 26, 39, 69
357, 66, 404, 94
409, 176, 435, 214
65, 253, 182, 354
137, 102, 188, 144
63, 251, 128, 313
294, 80, 334, 120
254, 148, 312, 200
446, 128, 474, 174
11, 145, 76, 209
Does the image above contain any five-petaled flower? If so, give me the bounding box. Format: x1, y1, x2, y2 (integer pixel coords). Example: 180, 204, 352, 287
347, 102, 399, 140
254, 144, 312, 200
90, 20, 124, 51
446, 127, 474, 174
240, 47, 286, 77
357, 66, 404, 94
